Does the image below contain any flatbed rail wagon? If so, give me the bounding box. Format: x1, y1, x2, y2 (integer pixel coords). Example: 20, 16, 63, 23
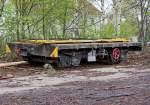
7, 38, 142, 67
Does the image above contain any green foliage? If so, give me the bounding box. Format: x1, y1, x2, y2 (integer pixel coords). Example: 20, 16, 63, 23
102, 22, 114, 38
120, 18, 138, 38
0, 0, 146, 54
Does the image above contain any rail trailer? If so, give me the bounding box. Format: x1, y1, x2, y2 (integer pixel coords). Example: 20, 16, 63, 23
7, 38, 142, 67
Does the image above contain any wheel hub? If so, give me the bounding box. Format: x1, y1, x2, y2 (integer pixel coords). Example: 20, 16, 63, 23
112, 48, 121, 60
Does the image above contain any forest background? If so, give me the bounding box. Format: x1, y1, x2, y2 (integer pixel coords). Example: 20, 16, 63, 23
0, 0, 149, 55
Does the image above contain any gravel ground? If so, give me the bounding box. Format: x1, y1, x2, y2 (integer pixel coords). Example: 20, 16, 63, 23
0, 52, 150, 105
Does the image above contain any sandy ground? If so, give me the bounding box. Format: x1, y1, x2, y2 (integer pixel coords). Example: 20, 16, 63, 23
0, 52, 150, 105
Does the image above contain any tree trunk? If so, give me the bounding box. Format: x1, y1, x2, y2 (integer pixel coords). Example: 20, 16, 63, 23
112, 0, 121, 37
63, 6, 68, 38
0, 61, 28, 68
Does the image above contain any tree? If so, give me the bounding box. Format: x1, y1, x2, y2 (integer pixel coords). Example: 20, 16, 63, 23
138, 0, 150, 43
112, 0, 122, 37
0, 0, 6, 16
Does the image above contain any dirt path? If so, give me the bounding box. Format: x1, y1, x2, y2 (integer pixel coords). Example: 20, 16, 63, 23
0, 66, 150, 105
0, 52, 150, 105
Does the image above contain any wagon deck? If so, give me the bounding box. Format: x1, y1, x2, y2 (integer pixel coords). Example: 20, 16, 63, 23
51, 42, 141, 50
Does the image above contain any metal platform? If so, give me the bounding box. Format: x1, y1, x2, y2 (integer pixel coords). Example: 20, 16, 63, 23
7, 38, 142, 67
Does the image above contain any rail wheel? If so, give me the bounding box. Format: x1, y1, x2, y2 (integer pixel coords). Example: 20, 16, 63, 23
56, 52, 82, 67
71, 53, 82, 67
56, 55, 72, 67
108, 48, 121, 64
